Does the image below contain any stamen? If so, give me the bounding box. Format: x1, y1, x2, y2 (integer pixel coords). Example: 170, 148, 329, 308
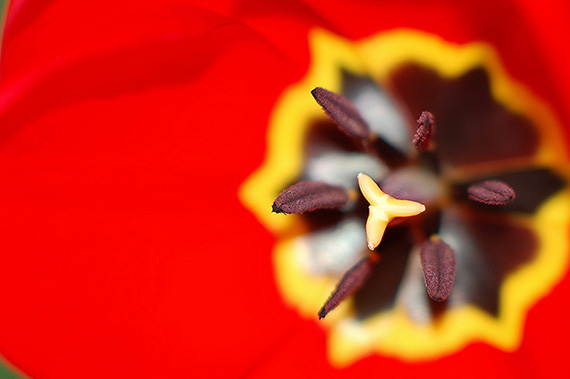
311, 87, 371, 139
467, 180, 516, 205
413, 111, 435, 152
318, 255, 377, 319
358, 172, 426, 250
419, 236, 456, 302
272, 181, 349, 214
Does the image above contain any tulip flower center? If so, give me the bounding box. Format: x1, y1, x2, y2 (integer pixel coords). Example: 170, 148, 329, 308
275, 95, 519, 319
241, 29, 570, 365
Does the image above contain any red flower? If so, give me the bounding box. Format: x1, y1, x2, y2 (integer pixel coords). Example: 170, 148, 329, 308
0, 1, 569, 378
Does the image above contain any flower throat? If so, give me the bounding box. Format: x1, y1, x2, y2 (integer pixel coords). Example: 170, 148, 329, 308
273, 87, 516, 319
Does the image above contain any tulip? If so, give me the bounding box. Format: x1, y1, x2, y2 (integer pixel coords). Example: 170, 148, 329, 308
0, 1, 569, 378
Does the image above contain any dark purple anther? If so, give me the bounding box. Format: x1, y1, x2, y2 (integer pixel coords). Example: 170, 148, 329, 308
272, 181, 349, 215
419, 236, 456, 302
318, 255, 376, 319
467, 180, 516, 205
413, 111, 435, 152
311, 87, 371, 139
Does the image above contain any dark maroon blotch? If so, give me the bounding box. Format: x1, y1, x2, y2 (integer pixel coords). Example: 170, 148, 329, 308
413, 111, 435, 152
311, 87, 371, 139
318, 256, 375, 319
272, 181, 349, 215
419, 237, 456, 302
467, 180, 516, 205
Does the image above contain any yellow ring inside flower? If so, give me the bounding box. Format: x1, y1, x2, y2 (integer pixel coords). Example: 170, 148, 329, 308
240, 29, 570, 365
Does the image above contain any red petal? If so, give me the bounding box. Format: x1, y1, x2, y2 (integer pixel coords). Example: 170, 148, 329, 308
0, 1, 301, 378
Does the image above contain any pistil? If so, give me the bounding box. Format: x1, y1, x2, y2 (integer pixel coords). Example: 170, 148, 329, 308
358, 172, 426, 250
